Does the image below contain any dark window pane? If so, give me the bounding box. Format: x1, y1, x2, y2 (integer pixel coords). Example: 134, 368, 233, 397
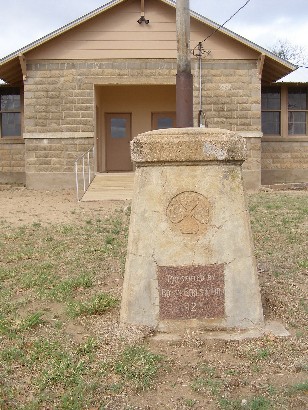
1, 94, 21, 111
157, 116, 174, 129
288, 111, 306, 135
1, 113, 21, 136
262, 111, 280, 135
261, 88, 281, 110
288, 87, 307, 110
111, 118, 127, 138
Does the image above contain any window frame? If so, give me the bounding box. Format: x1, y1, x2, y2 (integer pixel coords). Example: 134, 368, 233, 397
0, 86, 22, 140
261, 86, 281, 136
287, 86, 308, 136
261, 85, 308, 139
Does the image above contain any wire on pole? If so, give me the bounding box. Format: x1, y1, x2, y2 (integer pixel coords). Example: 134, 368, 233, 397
192, 0, 251, 53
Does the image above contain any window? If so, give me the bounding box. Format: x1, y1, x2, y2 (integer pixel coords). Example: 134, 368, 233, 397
152, 112, 176, 130
0, 88, 21, 138
261, 88, 281, 135
261, 86, 308, 137
288, 87, 307, 135
110, 118, 128, 138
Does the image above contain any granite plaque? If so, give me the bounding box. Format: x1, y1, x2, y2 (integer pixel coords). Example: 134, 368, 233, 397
157, 265, 225, 319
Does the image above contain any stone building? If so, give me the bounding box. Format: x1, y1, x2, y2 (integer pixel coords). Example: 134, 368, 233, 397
261, 67, 308, 185
0, 0, 306, 191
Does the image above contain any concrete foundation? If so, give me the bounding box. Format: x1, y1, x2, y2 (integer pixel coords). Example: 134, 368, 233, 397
120, 128, 264, 333
25, 172, 75, 190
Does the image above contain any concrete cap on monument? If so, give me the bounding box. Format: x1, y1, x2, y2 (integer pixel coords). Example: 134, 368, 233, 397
130, 127, 247, 165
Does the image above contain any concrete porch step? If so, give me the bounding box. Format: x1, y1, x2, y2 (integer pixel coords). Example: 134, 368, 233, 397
81, 173, 134, 201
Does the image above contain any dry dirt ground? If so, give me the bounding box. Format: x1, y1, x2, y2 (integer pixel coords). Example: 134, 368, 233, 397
0, 186, 120, 227
0, 185, 307, 410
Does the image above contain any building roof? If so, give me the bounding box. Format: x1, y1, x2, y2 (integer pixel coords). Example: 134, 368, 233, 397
276, 67, 308, 83
0, 0, 297, 85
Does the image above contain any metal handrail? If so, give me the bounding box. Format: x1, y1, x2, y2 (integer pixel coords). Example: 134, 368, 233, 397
74, 146, 95, 201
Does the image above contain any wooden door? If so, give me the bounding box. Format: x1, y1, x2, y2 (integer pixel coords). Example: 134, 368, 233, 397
105, 113, 132, 172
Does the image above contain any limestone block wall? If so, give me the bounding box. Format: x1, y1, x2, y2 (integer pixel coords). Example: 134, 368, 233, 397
25, 136, 93, 189
192, 60, 261, 191
0, 141, 25, 184
23, 59, 180, 136
261, 140, 308, 184
193, 60, 261, 132
24, 59, 260, 134
23, 59, 179, 189
22, 58, 261, 189
239, 133, 262, 192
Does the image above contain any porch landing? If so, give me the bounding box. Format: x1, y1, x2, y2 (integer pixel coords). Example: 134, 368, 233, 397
81, 173, 134, 202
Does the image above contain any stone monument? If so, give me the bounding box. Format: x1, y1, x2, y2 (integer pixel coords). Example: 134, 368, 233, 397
120, 128, 264, 334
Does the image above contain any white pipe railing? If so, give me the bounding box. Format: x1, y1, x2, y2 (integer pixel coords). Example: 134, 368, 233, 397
74, 146, 95, 201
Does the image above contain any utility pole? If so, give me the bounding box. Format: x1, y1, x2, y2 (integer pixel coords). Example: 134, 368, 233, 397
176, 0, 194, 127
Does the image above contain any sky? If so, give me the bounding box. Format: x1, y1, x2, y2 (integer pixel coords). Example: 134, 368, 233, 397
0, 0, 307, 60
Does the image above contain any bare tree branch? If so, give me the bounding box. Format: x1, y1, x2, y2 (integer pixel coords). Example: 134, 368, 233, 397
270, 39, 307, 67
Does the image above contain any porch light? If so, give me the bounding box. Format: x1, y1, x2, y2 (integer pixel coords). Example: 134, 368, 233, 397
137, 0, 149, 24
137, 16, 149, 24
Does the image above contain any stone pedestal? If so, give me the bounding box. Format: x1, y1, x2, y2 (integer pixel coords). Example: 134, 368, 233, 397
120, 128, 264, 333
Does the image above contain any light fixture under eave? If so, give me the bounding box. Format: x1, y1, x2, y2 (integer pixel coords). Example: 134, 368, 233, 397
137, 0, 149, 24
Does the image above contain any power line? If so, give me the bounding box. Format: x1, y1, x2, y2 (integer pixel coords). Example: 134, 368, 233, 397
192, 0, 251, 53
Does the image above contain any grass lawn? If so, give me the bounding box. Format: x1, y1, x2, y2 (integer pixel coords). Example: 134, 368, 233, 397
0, 190, 307, 409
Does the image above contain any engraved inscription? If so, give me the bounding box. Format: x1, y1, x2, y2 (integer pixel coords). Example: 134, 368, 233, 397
166, 191, 210, 235
158, 265, 225, 320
